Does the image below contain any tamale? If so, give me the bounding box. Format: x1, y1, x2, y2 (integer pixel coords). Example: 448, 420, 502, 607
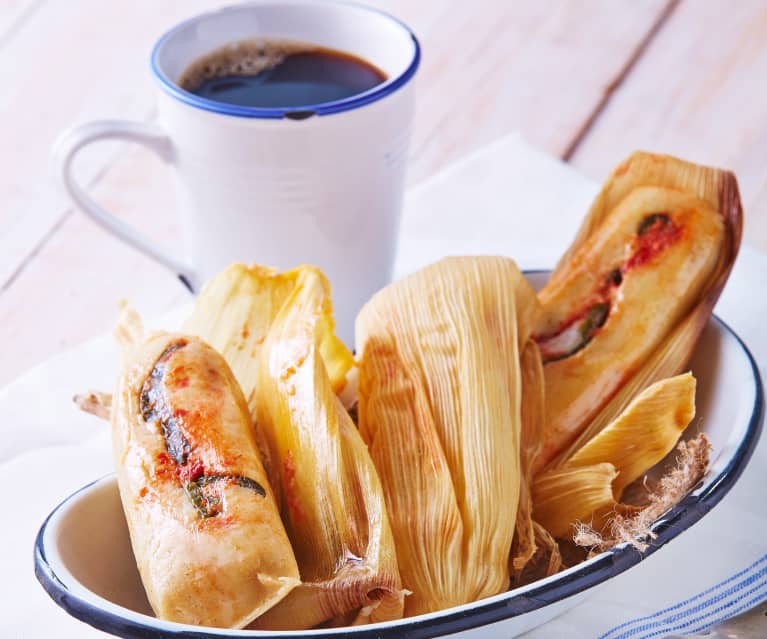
206, 266, 404, 629
356, 256, 539, 616
110, 307, 299, 628
533, 152, 742, 472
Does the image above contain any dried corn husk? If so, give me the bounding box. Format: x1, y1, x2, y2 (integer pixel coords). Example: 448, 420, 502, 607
184, 264, 354, 413
531, 463, 618, 539
73, 390, 112, 419
564, 373, 696, 499
356, 256, 539, 616
533, 373, 697, 539
114, 300, 144, 356
514, 521, 564, 586
574, 433, 711, 553
535, 152, 742, 472
555, 309, 706, 465
244, 267, 404, 630
510, 340, 547, 581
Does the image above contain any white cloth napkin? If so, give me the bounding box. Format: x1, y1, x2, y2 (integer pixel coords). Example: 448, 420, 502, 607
1, 134, 765, 638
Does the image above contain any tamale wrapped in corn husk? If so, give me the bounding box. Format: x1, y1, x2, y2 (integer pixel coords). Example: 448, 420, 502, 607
533, 152, 741, 472
532, 373, 697, 538
356, 256, 540, 616
188, 265, 403, 629
251, 267, 404, 628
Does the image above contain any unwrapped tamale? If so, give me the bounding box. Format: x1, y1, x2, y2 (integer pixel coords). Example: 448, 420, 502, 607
533, 152, 741, 472
111, 307, 299, 628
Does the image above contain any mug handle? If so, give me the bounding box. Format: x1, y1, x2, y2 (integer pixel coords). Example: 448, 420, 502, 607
52, 120, 199, 292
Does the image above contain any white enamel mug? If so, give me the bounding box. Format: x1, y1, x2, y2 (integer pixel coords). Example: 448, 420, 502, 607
53, 1, 420, 343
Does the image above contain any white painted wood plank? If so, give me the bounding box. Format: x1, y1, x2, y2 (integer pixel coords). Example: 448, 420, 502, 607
570, 0, 767, 252
0, 144, 190, 389
0, 0, 43, 42
0, 0, 671, 385
406, 0, 672, 184
0, 0, 240, 288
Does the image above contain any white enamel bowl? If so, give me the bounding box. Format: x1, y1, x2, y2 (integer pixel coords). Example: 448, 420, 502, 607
34, 273, 764, 639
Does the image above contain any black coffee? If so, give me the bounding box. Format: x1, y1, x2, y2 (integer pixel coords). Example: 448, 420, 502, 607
179, 40, 386, 109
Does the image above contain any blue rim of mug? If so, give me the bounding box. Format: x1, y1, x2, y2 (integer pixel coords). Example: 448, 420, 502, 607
150, 0, 421, 120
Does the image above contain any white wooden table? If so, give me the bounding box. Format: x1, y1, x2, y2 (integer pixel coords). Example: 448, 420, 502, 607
2, 0, 766, 386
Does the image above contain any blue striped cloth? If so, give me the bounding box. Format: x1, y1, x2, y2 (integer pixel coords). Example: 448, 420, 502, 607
597, 554, 767, 639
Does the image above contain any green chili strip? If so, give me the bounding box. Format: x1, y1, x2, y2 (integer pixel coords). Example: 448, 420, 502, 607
637, 212, 670, 236
140, 340, 192, 465
185, 474, 267, 519
542, 302, 610, 364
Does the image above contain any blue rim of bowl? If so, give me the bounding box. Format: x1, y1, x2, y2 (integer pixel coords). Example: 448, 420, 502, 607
34, 307, 764, 639
149, 1, 421, 120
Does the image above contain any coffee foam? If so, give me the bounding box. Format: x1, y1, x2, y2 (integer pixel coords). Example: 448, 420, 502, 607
178, 39, 317, 92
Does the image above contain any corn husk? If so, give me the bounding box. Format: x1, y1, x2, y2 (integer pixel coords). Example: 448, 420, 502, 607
554, 310, 707, 466
533, 373, 697, 539
574, 433, 711, 553
114, 299, 145, 356
517, 521, 564, 585
564, 373, 696, 499
184, 264, 354, 412
73, 390, 112, 419
242, 266, 404, 630
531, 464, 618, 539
510, 340, 547, 581
356, 256, 539, 616
535, 152, 742, 472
